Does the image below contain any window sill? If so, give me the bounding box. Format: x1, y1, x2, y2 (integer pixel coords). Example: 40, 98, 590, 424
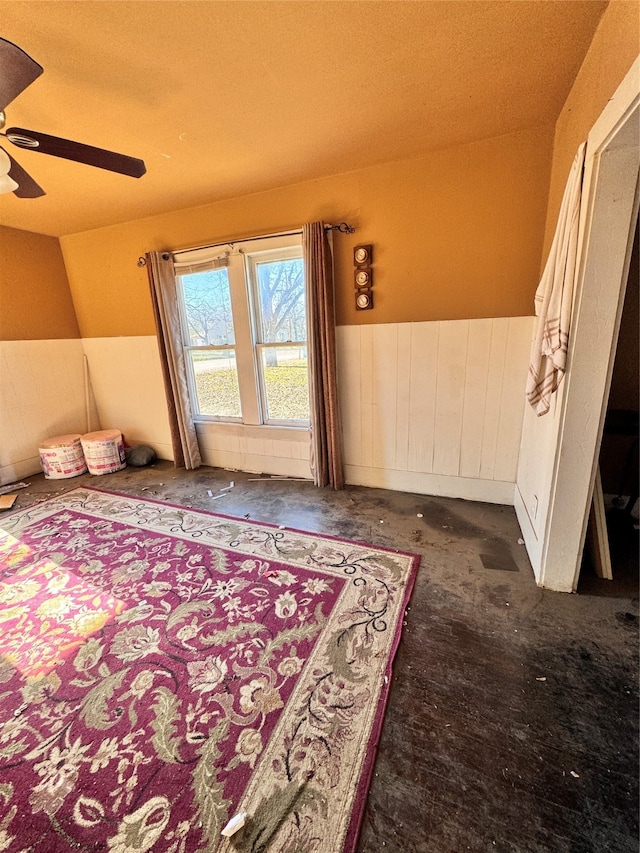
194, 421, 309, 443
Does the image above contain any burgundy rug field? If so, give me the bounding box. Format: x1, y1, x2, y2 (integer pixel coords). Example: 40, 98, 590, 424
0, 488, 418, 853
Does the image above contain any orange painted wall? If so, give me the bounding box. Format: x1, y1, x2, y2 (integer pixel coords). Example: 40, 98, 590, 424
0, 225, 80, 341
61, 123, 554, 338
542, 0, 640, 259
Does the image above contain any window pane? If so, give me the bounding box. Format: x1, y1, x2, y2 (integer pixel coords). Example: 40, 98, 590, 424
260, 346, 309, 421
256, 258, 306, 343
181, 269, 235, 346
190, 350, 241, 418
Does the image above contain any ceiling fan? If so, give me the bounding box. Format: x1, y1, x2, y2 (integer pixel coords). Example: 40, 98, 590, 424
0, 36, 146, 198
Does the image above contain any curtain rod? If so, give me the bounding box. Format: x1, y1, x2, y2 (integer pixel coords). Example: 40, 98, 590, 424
137, 222, 355, 267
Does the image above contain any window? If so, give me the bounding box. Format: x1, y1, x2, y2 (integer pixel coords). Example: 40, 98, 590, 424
175, 234, 309, 427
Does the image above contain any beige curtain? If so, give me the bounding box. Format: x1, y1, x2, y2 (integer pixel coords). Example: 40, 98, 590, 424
146, 251, 202, 469
526, 143, 586, 416
303, 222, 344, 489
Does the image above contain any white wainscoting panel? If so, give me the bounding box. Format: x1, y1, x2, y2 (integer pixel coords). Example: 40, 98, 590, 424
433, 321, 469, 476
0, 338, 88, 483
407, 321, 439, 474
0, 324, 533, 496
196, 422, 312, 478
479, 319, 509, 480
460, 318, 492, 478
81, 336, 173, 460
337, 317, 534, 504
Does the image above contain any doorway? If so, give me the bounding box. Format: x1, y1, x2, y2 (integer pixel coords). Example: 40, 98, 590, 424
515, 59, 640, 592
581, 218, 639, 593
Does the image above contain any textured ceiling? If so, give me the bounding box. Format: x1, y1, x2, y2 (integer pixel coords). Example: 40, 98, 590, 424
0, 1, 606, 236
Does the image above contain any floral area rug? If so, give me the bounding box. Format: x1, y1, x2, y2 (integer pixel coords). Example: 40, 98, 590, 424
0, 487, 419, 853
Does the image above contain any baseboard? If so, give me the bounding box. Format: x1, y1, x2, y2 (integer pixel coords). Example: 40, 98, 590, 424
199, 447, 312, 479
344, 464, 515, 505
0, 456, 43, 486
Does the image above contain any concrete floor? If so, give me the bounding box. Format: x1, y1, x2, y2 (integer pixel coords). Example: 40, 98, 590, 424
6, 462, 639, 853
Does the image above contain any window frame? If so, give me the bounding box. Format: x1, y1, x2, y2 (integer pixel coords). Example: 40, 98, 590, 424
245, 245, 309, 427
174, 233, 309, 428
175, 262, 243, 423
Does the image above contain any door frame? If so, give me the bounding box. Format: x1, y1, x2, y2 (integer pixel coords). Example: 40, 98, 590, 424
526, 57, 640, 592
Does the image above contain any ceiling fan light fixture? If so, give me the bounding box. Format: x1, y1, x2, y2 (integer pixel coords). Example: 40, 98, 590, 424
0, 171, 19, 193
0, 146, 11, 173
0, 147, 19, 193
7, 132, 39, 148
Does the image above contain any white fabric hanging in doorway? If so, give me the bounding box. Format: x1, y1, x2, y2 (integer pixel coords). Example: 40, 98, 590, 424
526, 142, 586, 416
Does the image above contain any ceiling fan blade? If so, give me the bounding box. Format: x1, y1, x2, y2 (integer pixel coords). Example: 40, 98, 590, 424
6, 127, 147, 178
2, 148, 46, 198
0, 38, 43, 112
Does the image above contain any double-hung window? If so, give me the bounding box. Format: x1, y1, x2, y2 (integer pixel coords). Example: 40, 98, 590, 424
175, 234, 309, 427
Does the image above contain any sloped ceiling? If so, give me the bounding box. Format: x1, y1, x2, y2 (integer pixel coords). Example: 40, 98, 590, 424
0, 0, 606, 236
